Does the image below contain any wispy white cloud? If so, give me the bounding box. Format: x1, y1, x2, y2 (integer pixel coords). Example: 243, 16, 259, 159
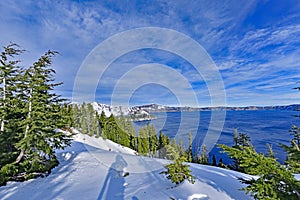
1, 0, 299, 106
229, 24, 300, 57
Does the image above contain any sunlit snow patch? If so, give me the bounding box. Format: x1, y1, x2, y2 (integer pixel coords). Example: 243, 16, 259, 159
187, 193, 208, 200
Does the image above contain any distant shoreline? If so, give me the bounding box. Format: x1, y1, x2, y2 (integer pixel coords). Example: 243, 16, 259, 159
134, 104, 300, 112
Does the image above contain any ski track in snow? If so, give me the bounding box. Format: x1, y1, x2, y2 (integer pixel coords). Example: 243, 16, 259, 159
0, 133, 256, 200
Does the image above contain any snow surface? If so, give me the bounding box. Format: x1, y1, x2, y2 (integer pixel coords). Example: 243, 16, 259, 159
0, 133, 255, 200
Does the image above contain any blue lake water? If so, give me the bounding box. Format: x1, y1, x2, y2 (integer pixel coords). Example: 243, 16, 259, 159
134, 110, 300, 164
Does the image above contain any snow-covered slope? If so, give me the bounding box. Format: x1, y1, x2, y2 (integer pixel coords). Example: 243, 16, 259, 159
0, 133, 254, 200
71, 129, 137, 155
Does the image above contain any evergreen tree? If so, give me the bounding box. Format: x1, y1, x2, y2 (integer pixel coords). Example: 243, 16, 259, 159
266, 143, 275, 158
219, 144, 300, 199
137, 126, 150, 155
282, 87, 300, 173
148, 124, 158, 156
115, 115, 135, 148
177, 138, 186, 159
158, 130, 168, 158
72, 104, 81, 130
79, 102, 88, 134
0, 44, 24, 166
282, 127, 300, 173
232, 129, 252, 171
165, 134, 170, 145
198, 145, 208, 164
118, 128, 130, 148
15, 50, 71, 177
113, 115, 138, 150
187, 132, 193, 162
0, 46, 72, 186
161, 156, 195, 185
212, 155, 217, 166
233, 129, 251, 149
99, 111, 107, 139
60, 103, 74, 130
103, 114, 114, 141
93, 112, 101, 138
129, 134, 137, 151
165, 139, 180, 160
99, 110, 106, 127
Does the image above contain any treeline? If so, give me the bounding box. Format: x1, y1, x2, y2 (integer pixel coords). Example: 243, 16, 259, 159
0, 44, 71, 185
71, 102, 216, 165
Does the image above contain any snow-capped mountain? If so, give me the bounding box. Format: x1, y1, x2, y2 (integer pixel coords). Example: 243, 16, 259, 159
90, 102, 156, 121
91, 102, 131, 117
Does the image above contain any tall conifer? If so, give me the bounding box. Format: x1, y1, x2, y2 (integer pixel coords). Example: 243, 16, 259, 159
0, 44, 24, 165
15, 51, 71, 172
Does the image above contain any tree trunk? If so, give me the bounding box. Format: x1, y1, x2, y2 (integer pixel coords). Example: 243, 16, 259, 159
15, 149, 24, 163
16, 88, 32, 163
1, 77, 6, 132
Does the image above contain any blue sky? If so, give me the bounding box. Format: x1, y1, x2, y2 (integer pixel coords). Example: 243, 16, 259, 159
1, 0, 300, 107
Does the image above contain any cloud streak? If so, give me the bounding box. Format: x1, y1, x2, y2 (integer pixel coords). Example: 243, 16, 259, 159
0, 0, 299, 106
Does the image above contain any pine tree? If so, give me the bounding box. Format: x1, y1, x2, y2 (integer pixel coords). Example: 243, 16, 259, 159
233, 129, 251, 149
148, 124, 158, 156
86, 103, 93, 136
99, 110, 107, 139
114, 115, 138, 150
212, 155, 217, 166
0, 44, 24, 165
83, 103, 100, 137
232, 129, 252, 171
282, 124, 300, 173
93, 112, 101, 138
165, 139, 180, 160
161, 156, 195, 185
58, 103, 74, 132
119, 129, 130, 148
137, 126, 150, 155
219, 144, 300, 199
266, 143, 275, 158
15, 50, 71, 177
79, 102, 88, 134
72, 104, 81, 130
187, 132, 193, 162
177, 138, 185, 159
158, 130, 168, 158
198, 145, 208, 164
282, 87, 300, 173
0, 46, 72, 185
115, 115, 134, 148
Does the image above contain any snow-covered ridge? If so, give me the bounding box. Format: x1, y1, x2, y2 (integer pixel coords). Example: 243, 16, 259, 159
72, 129, 137, 155
91, 102, 131, 117
90, 102, 156, 121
